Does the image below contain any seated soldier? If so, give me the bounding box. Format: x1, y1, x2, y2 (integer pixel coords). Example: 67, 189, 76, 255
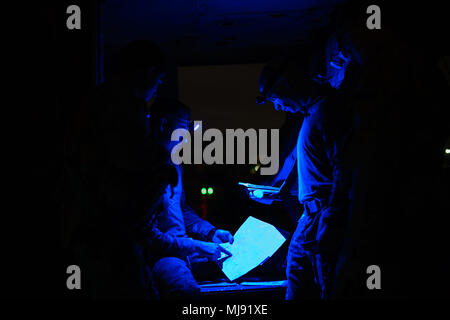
144, 98, 234, 300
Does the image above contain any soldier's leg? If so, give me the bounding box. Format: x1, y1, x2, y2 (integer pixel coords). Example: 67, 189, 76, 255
152, 257, 200, 300
314, 251, 340, 300
286, 213, 321, 299
315, 208, 348, 300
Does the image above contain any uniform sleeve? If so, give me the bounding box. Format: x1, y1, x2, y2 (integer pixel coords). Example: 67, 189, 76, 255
181, 191, 216, 241
144, 223, 200, 258
182, 203, 216, 241
268, 113, 303, 186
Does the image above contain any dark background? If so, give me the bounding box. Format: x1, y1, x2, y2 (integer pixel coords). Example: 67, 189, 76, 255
12, 0, 450, 300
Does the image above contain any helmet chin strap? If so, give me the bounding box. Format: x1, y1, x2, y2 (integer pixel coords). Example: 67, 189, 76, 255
313, 73, 331, 85
300, 95, 327, 115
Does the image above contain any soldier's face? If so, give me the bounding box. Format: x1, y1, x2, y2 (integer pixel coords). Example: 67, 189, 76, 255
267, 86, 303, 113
262, 74, 304, 113
136, 69, 166, 102
270, 97, 298, 113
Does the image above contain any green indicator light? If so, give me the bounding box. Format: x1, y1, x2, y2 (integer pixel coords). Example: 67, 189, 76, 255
207, 187, 214, 195
201, 188, 207, 195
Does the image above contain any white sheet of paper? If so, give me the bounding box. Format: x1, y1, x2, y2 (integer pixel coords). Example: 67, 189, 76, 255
219, 216, 286, 281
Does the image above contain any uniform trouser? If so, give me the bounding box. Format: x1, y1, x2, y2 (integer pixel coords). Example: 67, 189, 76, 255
286, 206, 346, 300
151, 257, 220, 300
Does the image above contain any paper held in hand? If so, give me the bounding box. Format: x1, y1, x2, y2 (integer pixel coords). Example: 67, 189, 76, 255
219, 216, 286, 281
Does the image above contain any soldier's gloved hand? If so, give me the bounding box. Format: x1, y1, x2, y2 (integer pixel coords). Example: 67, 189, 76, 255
194, 241, 232, 262
212, 229, 234, 244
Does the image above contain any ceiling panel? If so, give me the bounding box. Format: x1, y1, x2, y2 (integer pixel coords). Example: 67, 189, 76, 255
102, 0, 346, 65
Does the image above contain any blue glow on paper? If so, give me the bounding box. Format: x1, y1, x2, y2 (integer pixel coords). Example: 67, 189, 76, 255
219, 216, 286, 281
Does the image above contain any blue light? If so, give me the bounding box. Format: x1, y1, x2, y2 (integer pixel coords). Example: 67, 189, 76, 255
146, 114, 150, 119
252, 190, 264, 199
